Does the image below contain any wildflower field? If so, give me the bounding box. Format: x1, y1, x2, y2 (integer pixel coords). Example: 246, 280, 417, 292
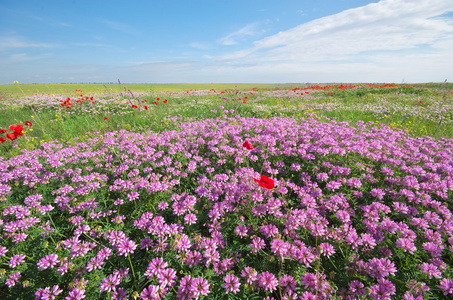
0, 82, 453, 299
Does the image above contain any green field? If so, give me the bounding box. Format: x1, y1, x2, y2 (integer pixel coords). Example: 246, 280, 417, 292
0, 83, 312, 97
1, 82, 453, 299
1, 82, 453, 160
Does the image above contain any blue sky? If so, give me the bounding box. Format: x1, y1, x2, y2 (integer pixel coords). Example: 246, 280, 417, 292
1, 0, 452, 84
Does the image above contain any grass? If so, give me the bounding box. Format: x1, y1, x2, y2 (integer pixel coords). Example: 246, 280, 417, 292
0, 83, 314, 98
1, 82, 453, 158
0, 82, 452, 299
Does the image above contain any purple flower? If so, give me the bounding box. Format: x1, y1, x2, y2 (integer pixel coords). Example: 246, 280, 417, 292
144, 257, 168, 279
203, 248, 220, 267
117, 239, 137, 256
223, 273, 240, 294
241, 266, 258, 285
99, 274, 121, 292
87, 256, 104, 272
140, 285, 160, 300
318, 242, 335, 257
5, 272, 21, 287
370, 188, 385, 200
270, 239, 289, 258
177, 275, 195, 299
37, 254, 59, 270
8, 254, 26, 268
367, 258, 397, 278
280, 274, 297, 294
235, 225, 248, 238
184, 213, 197, 225
438, 278, 453, 296
360, 233, 377, 251
370, 278, 396, 299
326, 180, 341, 190
112, 288, 127, 300
157, 268, 176, 288
190, 277, 210, 298
249, 236, 265, 253
0, 246, 8, 256
258, 271, 278, 292
35, 285, 63, 300
418, 263, 441, 279
65, 287, 85, 300
127, 191, 139, 201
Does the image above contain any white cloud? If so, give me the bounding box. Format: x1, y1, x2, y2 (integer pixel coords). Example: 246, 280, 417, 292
219, 0, 453, 64
8, 53, 32, 62
0, 37, 58, 50
217, 23, 264, 45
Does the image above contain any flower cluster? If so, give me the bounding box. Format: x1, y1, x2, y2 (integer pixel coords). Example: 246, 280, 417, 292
0, 113, 452, 299
0, 121, 31, 143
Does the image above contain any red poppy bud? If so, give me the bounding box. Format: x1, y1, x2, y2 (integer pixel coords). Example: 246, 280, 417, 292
242, 140, 253, 150
253, 175, 274, 189
104, 117, 108, 121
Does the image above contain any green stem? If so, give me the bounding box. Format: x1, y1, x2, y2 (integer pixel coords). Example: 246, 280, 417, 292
128, 252, 136, 281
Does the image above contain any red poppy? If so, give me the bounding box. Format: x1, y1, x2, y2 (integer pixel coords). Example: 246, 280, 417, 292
154, 101, 158, 105
0, 129, 5, 134
25, 121, 32, 127
0, 137, 5, 143
104, 117, 108, 121
132, 105, 138, 108
254, 175, 274, 189
144, 105, 148, 110
9, 124, 23, 137
242, 140, 253, 150
156, 98, 160, 101
6, 133, 17, 140
419, 101, 422, 103
163, 99, 168, 103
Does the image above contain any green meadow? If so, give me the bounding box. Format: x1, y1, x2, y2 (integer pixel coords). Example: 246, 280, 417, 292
1, 82, 452, 160
1, 82, 453, 299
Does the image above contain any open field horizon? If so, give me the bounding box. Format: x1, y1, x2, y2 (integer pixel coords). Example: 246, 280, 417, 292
0, 82, 448, 97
